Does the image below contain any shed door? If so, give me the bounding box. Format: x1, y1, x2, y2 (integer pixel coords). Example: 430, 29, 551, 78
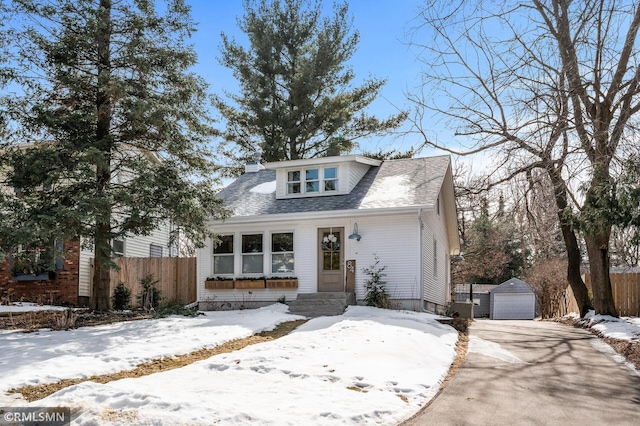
493, 294, 535, 320
317, 228, 344, 292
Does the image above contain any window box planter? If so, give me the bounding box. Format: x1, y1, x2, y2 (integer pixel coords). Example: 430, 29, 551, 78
205, 278, 234, 290
234, 278, 266, 289
266, 278, 298, 289
11, 271, 55, 281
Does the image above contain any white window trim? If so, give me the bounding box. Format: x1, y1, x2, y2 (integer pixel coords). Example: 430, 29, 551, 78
270, 231, 295, 275
241, 233, 264, 275
149, 243, 163, 258
212, 234, 234, 276
286, 166, 339, 196
112, 239, 125, 257
433, 238, 438, 278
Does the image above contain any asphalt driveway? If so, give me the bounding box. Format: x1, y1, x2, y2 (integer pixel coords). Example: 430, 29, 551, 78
403, 320, 640, 426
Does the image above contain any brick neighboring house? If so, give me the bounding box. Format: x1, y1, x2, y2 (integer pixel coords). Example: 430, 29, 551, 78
1, 225, 176, 307
0, 239, 82, 306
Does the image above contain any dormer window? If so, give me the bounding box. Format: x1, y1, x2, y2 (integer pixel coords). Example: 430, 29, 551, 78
324, 167, 337, 191
286, 167, 339, 196
305, 169, 319, 192
287, 171, 301, 194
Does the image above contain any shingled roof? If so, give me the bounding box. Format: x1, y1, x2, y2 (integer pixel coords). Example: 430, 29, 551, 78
216, 155, 451, 218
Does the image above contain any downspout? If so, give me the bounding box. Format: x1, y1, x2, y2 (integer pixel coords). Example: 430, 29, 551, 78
418, 208, 424, 307
169, 219, 175, 257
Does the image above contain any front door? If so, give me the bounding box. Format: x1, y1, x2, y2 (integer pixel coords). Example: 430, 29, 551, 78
318, 227, 344, 292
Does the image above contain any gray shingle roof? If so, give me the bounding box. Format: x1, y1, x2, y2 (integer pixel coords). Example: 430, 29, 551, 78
217, 155, 451, 218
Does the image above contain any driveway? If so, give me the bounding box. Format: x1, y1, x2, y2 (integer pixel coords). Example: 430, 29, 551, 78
403, 320, 640, 426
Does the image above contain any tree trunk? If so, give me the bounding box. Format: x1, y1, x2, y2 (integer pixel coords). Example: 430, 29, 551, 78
548, 166, 591, 316
584, 231, 618, 316
559, 218, 591, 317
91, 0, 113, 311
92, 228, 112, 311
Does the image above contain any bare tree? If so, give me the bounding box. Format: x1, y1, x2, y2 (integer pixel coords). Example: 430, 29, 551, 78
526, 257, 570, 318
409, 0, 640, 316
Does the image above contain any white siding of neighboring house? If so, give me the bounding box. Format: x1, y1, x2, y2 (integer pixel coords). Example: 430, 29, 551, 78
78, 239, 93, 297
420, 195, 451, 310
77, 221, 174, 297
197, 212, 421, 305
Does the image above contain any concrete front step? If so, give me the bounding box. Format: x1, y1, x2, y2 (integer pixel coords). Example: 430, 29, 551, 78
288, 292, 355, 317
295, 292, 352, 300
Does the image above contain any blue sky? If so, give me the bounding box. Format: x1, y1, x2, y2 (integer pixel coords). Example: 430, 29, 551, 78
184, 0, 428, 155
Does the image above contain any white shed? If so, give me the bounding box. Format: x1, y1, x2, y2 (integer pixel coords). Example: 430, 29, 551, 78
490, 278, 536, 320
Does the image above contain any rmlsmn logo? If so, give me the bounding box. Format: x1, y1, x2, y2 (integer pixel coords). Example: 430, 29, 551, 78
0, 407, 70, 426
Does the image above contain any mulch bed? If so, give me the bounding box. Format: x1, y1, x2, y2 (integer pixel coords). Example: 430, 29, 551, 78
0, 309, 153, 331
555, 316, 640, 370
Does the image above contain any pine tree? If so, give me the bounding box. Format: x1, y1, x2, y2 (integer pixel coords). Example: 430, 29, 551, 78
214, 0, 407, 174
0, 0, 227, 310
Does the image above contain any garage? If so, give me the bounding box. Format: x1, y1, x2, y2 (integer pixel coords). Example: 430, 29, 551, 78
490, 278, 536, 320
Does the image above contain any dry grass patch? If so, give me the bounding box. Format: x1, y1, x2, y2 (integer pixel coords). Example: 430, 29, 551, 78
10, 319, 307, 402
0, 309, 153, 331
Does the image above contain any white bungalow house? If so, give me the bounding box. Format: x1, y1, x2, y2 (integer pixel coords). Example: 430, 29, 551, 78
196, 154, 459, 314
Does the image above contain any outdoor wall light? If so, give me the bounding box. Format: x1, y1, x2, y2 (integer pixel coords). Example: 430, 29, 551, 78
348, 223, 361, 241
452, 247, 465, 261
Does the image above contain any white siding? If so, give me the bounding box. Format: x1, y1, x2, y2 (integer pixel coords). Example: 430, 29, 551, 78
199, 220, 325, 302
197, 213, 421, 303
345, 214, 420, 302
420, 201, 451, 308
346, 162, 371, 193
275, 169, 287, 199
78, 221, 174, 297
78, 239, 93, 297
123, 222, 172, 257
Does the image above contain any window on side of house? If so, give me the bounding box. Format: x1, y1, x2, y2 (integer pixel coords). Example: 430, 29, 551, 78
433, 238, 438, 278
112, 239, 125, 257
149, 243, 163, 258
242, 234, 263, 274
271, 232, 294, 274
213, 235, 234, 275
436, 195, 440, 216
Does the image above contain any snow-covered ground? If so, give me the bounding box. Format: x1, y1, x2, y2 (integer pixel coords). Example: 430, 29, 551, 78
582, 311, 640, 341
561, 311, 640, 341
1, 305, 458, 425
0, 304, 304, 404
0, 302, 74, 313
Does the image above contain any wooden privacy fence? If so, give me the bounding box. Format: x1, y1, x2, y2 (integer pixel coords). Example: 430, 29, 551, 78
558, 273, 640, 317
108, 257, 196, 307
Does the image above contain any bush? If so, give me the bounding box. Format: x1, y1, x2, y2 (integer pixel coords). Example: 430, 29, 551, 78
52, 309, 78, 330
362, 254, 390, 308
525, 257, 571, 318
138, 274, 161, 312
153, 301, 202, 318
112, 282, 132, 311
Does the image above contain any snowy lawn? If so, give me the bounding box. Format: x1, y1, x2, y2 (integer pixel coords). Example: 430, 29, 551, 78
0, 304, 304, 405
3, 305, 458, 425
583, 311, 640, 341
0, 302, 75, 313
